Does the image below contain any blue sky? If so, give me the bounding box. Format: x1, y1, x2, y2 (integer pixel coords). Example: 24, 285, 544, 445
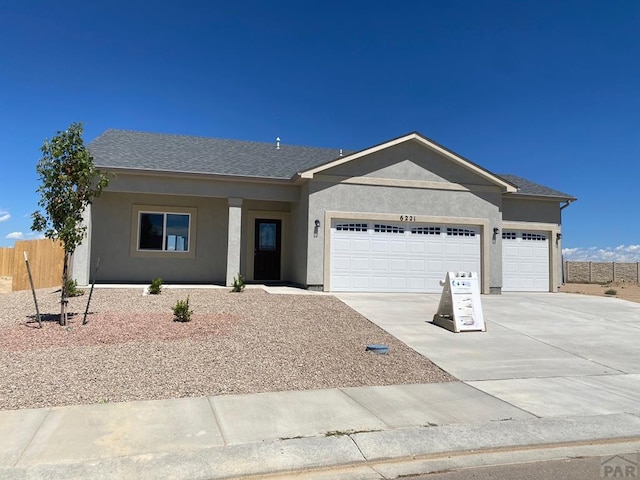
1, 1, 638, 261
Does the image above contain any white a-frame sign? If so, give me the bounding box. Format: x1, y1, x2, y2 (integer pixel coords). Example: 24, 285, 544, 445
433, 272, 486, 333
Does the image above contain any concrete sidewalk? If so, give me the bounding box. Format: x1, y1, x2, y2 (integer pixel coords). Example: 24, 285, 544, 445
2, 385, 640, 479
2, 291, 640, 479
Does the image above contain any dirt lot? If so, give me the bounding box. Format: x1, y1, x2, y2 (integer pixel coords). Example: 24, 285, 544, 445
0, 286, 453, 410
559, 282, 640, 303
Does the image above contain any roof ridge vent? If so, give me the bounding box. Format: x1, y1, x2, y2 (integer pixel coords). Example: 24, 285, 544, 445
276, 137, 280, 150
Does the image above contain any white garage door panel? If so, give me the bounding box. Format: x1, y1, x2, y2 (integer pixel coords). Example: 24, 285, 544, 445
333, 238, 352, 250
428, 244, 445, 255
389, 277, 407, 289
330, 221, 481, 293
351, 257, 370, 270
502, 231, 549, 292
371, 240, 388, 253
352, 276, 370, 289
389, 259, 407, 272
390, 241, 406, 253
332, 256, 351, 269
408, 241, 426, 254
352, 239, 370, 252
408, 259, 426, 271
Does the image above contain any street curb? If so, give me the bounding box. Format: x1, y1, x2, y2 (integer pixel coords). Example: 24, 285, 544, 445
351, 412, 640, 461
0, 435, 363, 480
3, 413, 640, 480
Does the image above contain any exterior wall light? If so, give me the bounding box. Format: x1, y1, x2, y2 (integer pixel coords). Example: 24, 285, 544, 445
493, 227, 500, 235
313, 219, 320, 238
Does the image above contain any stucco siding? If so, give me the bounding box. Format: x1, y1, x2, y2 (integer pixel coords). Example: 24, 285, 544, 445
91, 192, 228, 283
107, 172, 300, 202
502, 198, 561, 224
323, 141, 496, 186
72, 204, 92, 285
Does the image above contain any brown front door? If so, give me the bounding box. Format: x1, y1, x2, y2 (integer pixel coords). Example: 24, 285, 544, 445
254, 219, 281, 281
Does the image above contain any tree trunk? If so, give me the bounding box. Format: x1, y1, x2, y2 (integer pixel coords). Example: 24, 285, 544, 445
60, 252, 69, 326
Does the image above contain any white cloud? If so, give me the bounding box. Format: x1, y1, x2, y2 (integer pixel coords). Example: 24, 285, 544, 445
0, 210, 10, 222
563, 245, 640, 262
5, 232, 25, 240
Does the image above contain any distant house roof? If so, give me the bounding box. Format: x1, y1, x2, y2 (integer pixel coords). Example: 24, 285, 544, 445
499, 174, 576, 201
89, 129, 575, 200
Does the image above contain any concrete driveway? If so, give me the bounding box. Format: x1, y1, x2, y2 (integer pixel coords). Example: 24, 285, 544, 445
336, 292, 640, 419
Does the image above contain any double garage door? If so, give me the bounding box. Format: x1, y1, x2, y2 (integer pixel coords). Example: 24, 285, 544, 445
502, 231, 550, 292
330, 220, 481, 293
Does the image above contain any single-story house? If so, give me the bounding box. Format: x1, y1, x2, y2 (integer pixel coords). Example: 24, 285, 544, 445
72, 130, 576, 293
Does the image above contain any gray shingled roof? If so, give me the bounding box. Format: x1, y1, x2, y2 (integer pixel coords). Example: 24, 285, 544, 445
498, 174, 576, 200
89, 129, 575, 201
88, 130, 346, 180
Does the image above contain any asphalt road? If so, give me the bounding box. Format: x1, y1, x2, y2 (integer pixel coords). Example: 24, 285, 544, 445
409, 454, 637, 480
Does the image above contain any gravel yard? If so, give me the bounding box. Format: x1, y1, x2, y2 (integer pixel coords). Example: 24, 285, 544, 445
0, 286, 453, 410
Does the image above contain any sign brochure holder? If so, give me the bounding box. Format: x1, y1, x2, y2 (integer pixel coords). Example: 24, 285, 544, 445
432, 272, 486, 333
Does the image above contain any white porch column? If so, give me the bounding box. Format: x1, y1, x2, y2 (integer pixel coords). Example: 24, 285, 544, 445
71, 203, 92, 286
226, 198, 243, 286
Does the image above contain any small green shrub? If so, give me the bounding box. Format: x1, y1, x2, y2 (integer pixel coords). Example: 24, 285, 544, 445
604, 289, 617, 296
149, 277, 163, 295
173, 296, 192, 322
231, 273, 245, 292
65, 279, 84, 297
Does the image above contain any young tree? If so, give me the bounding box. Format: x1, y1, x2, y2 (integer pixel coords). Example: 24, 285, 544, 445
31, 123, 110, 326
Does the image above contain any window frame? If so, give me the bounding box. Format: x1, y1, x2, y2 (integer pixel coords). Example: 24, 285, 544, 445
130, 205, 197, 258
138, 211, 191, 252
335, 223, 368, 232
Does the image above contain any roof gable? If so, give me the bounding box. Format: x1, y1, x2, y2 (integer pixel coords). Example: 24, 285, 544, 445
316, 140, 501, 188
298, 132, 517, 192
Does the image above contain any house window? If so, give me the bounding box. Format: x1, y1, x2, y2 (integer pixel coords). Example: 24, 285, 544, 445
336, 223, 368, 232
446, 227, 476, 237
374, 224, 405, 233
522, 233, 547, 241
139, 212, 190, 252
411, 226, 441, 235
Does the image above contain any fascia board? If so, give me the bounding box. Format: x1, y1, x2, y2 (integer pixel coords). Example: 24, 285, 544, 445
504, 193, 578, 202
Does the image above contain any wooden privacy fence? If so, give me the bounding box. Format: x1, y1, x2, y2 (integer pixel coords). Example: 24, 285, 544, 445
564, 261, 640, 284
0, 246, 15, 276
3, 239, 64, 291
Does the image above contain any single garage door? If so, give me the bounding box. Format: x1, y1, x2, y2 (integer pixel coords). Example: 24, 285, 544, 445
502, 231, 549, 292
330, 221, 481, 292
